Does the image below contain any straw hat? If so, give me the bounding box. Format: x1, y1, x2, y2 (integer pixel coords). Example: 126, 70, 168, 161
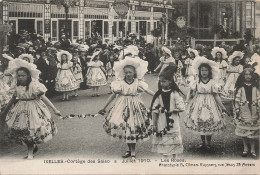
113, 56, 148, 81
17, 54, 34, 63
187, 48, 199, 58
7, 59, 40, 79
228, 51, 244, 63
57, 50, 72, 62
192, 56, 220, 80
211, 47, 228, 59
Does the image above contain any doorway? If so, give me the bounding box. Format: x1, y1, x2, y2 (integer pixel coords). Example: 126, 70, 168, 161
18, 19, 35, 33
58, 20, 72, 40
91, 20, 103, 38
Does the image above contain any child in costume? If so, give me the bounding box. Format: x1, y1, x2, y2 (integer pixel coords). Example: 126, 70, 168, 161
233, 67, 259, 159
211, 47, 228, 90
71, 50, 83, 97
221, 51, 244, 101
185, 56, 227, 150
151, 66, 185, 158
1, 59, 60, 160
0, 54, 15, 112
154, 47, 175, 74
86, 51, 107, 97
55, 50, 78, 101
184, 48, 199, 85
99, 57, 154, 160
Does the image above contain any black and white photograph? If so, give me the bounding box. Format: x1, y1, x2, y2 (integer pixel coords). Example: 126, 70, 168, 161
0, 0, 259, 174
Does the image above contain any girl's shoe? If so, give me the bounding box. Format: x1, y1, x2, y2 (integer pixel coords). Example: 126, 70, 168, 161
33, 145, 38, 154
122, 151, 131, 158
131, 155, 136, 160
61, 98, 66, 101
24, 156, 34, 160
242, 151, 248, 157
96, 94, 100, 97
251, 152, 257, 159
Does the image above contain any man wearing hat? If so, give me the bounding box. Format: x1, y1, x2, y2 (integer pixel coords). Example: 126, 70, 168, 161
60, 34, 71, 51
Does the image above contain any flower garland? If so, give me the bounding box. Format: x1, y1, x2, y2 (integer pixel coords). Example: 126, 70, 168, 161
59, 113, 104, 120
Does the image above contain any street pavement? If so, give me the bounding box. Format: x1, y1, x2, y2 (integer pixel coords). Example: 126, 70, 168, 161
0, 74, 258, 160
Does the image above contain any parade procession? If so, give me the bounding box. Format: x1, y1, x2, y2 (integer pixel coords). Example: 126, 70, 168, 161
0, 0, 260, 170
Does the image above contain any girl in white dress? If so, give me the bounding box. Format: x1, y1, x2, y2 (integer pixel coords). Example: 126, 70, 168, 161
185, 56, 227, 150
71, 51, 83, 97
184, 48, 199, 85
211, 47, 228, 90
55, 50, 78, 101
1, 59, 60, 160
154, 47, 175, 74
86, 51, 107, 97
221, 51, 244, 101
99, 57, 154, 160
151, 66, 185, 158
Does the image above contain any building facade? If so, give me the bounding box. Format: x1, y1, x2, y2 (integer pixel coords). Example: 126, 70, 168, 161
0, 0, 256, 44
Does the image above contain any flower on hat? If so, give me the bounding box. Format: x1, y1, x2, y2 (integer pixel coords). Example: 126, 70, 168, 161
2, 54, 14, 61
228, 51, 244, 63
187, 48, 199, 58
211, 47, 228, 59
57, 50, 72, 62
6, 59, 41, 80
192, 56, 220, 80
113, 56, 148, 80
17, 54, 34, 63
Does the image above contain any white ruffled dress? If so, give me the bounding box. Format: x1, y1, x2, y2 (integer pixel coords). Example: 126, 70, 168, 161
103, 79, 150, 143
216, 60, 228, 89
55, 62, 79, 92
185, 79, 226, 135
221, 64, 243, 101
86, 61, 107, 87
5, 81, 57, 144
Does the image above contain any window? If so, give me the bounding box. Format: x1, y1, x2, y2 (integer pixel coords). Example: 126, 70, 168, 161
154, 22, 157, 29
128, 22, 131, 34
73, 21, 79, 37
85, 21, 90, 37
119, 21, 125, 37
52, 21, 57, 38
104, 21, 109, 38
136, 22, 139, 33
37, 21, 43, 35
148, 22, 151, 34
113, 21, 117, 37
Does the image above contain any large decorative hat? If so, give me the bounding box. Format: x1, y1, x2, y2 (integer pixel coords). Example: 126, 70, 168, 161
187, 48, 199, 58
124, 45, 139, 56
211, 47, 228, 59
162, 46, 172, 57
57, 50, 72, 62
192, 56, 220, 80
17, 54, 34, 63
228, 51, 244, 63
2, 54, 14, 61
6, 59, 40, 79
113, 56, 148, 80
